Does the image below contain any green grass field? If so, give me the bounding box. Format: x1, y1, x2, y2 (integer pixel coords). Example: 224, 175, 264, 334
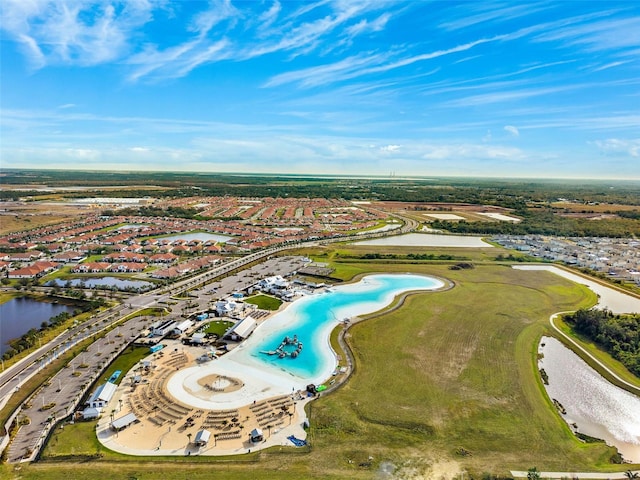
243, 294, 283, 311
7, 251, 639, 479
203, 320, 235, 336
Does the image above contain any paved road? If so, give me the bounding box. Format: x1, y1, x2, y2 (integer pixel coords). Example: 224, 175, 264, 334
5, 255, 308, 463
1, 215, 417, 461
511, 470, 639, 479
550, 312, 640, 396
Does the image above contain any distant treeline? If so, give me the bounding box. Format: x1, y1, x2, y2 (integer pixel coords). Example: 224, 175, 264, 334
430, 208, 640, 237
3, 169, 640, 206
563, 308, 640, 377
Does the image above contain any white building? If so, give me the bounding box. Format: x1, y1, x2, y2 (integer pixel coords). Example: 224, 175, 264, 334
214, 299, 238, 317
225, 316, 257, 341
86, 381, 117, 409
259, 275, 289, 293
152, 319, 178, 337
173, 319, 194, 335
190, 332, 207, 344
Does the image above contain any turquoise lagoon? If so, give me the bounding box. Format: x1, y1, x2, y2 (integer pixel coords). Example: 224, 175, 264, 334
241, 273, 444, 380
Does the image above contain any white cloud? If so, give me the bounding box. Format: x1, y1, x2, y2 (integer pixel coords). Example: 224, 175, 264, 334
345, 12, 391, 38
264, 34, 503, 89
504, 125, 520, 137
257, 0, 281, 32
0, 0, 155, 67
592, 138, 640, 157
379, 144, 400, 152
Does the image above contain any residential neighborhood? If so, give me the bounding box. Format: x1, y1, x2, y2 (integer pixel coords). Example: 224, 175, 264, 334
493, 235, 640, 283
0, 196, 391, 283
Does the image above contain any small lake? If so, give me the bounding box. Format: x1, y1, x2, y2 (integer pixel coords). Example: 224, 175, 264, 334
0, 298, 76, 355
47, 277, 153, 290
353, 233, 493, 247
539, 336, 640, 462
159, 232, 233, 243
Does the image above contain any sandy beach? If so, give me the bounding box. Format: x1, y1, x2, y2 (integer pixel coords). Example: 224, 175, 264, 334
97, 273, 444, 456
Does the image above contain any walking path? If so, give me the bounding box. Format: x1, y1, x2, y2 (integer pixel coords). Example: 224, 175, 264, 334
511, 470, 639, 479
512, 265, 640, 476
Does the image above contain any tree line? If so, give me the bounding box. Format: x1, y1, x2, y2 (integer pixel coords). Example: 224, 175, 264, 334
563, 308, 640, 377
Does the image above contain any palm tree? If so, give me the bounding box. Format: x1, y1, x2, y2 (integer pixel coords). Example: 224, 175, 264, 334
624, 471, 639, 479
527, 467, 541, 480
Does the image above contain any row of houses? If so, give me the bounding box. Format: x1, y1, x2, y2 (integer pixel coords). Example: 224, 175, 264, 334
493, 235, 640, 282
71, 262, 147, 273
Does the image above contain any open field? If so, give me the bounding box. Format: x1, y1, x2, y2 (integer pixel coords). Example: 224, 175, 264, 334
0, 202, 92, 236
15, 249, 638, 479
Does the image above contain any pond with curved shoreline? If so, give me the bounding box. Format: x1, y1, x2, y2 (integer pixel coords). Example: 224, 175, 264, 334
0, 297, 76, 355
539, 336, 640, 463
47, 277, 154, 290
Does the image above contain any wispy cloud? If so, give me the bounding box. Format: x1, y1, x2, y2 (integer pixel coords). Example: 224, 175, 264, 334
1, 0, 155, 68
443, 85, 573, 107
592, 138, 640, 157
534, 14, 640, 53
439, 2, 554, 31
265, 34, 505, 88
504, 125, 520, 137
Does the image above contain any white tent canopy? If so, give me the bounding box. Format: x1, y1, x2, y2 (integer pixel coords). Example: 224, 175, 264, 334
194, 429, 211, 445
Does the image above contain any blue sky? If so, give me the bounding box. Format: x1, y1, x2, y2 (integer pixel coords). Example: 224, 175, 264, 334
1, 1, 639, 179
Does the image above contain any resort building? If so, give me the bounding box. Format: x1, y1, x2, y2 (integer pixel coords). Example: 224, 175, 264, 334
225, 315, 257, 341
152, 319, 178, 337
258, 275, 289, 293
85, 381, 117, 410
173, 319, 194, 336
214, 299, 239, 317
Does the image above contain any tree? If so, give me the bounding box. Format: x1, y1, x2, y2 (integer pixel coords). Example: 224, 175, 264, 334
624, 471, 639, 480
527, 467, 541, 480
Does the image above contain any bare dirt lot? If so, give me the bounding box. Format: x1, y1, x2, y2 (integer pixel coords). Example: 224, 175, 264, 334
0, 201, 93, 235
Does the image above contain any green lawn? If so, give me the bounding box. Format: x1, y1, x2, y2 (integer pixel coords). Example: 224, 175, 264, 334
94, 346, 152, 386
243, 294, 282, 311
12, 253, 640, 479
202, 320, 235, 336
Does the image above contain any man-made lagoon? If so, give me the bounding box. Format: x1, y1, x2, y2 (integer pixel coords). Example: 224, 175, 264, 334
246, 274, 444, 378
167, 274, 445, 409
539, 336, 640, 462
0, 298, 76, 355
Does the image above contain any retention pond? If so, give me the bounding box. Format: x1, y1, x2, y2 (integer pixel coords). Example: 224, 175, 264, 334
539, 336, 640, 463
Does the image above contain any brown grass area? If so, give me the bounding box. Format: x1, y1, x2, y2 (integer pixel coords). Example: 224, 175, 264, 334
0, 203, 91, 235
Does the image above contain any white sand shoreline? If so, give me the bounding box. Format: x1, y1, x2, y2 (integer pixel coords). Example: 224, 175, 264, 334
167, 274, 445, 411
